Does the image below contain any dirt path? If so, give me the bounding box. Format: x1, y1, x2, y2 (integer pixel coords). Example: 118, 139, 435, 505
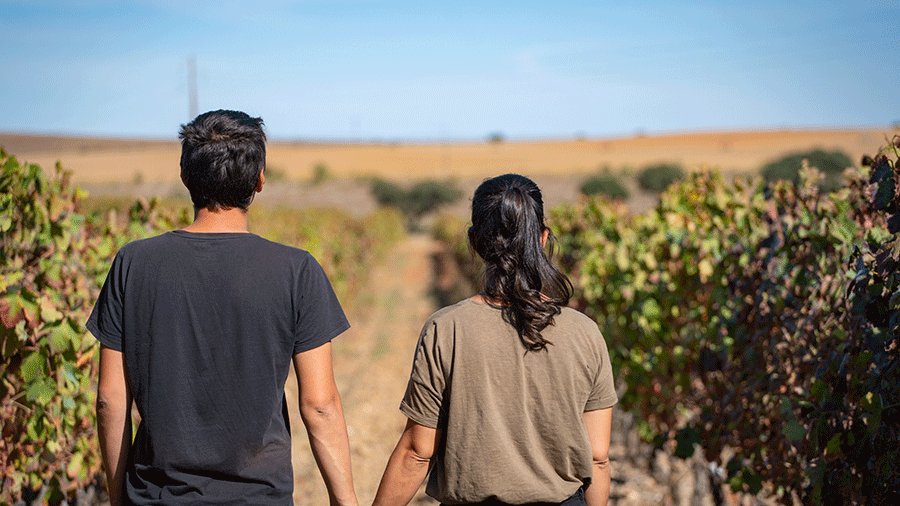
286, 234, 441, 505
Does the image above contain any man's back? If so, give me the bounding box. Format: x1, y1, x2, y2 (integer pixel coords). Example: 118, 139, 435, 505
89, 230, 349, 505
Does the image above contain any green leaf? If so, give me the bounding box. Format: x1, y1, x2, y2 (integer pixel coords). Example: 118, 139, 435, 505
743, 468, 763, 495
39, 297, 64, 323
67, 452, 85, 480
642, 298, 661, 320
826, 434, 842, 456
21, 352, 45, 382
673, 427, 700, 458
26, 378, 55, 404
61, 359, 79, 386
873, 170, 897, 210
830, 214, 857, 245
783, 419, 805, 443
48, 324, 72, 353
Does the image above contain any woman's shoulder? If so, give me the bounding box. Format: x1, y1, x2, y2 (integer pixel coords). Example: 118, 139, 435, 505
556, 306, 600, 330
427, 297, 489, 322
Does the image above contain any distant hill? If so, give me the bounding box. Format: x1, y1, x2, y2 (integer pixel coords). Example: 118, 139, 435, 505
0, 133, 177, 155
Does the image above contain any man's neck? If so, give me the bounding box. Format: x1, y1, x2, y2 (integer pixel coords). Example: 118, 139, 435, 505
182, 206, 251, 233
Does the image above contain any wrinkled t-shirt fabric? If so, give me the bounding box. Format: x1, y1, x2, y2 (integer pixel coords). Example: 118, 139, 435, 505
401, 298, 617, 505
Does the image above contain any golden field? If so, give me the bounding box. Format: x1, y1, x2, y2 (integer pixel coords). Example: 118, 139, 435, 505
1, 128, 893, 184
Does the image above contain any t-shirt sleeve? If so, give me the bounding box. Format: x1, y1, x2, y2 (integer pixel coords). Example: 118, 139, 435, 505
399, 319, 445, 429
585, 329, 618, 411
292, 253, 351, 355
86, 251, 126, 351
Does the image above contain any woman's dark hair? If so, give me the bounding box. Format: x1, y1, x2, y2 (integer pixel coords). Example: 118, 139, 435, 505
179, 109, 266, 211
468, 174, 573, 351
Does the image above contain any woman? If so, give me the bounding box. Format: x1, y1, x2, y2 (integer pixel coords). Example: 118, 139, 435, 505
373, 174, 617, 506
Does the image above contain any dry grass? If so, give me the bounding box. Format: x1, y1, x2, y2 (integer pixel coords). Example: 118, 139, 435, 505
2, 128, 893, 184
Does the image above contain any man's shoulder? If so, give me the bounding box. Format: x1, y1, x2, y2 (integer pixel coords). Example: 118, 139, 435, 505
115, 231, 176, 256
250, 236, 317, 265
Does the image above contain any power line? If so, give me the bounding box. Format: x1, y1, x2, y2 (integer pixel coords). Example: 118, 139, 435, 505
188, 56, 198, 120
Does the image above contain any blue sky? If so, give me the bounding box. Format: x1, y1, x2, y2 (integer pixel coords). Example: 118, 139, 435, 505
1, 0, 897, 141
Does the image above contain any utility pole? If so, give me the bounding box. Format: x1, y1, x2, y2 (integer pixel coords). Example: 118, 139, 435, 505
188, 56, 198, 120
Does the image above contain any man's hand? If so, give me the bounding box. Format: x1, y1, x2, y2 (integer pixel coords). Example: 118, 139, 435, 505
97, 344, 132, 506
294, 342, 359, 506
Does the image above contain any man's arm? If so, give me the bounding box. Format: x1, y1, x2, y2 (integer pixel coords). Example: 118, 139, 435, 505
372, 419, 438, 506
96, 344, 132, 506
582, 407, 613, 506
293, 342, 358, 506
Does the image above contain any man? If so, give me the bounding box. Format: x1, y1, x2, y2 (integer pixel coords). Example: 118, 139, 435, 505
89, 110, 358, 506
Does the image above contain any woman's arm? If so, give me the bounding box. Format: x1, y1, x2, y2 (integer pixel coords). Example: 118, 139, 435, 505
372, 419, 440, 506
582, 407, 613, 506
294, 342, 359, 506
96, 344, 133, 506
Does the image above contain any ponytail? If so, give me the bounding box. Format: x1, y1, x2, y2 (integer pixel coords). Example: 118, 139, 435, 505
468, 174, 573, 351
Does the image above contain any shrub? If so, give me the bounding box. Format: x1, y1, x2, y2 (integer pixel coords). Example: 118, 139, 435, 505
552, 137, 900, 503
264, 165, 288, 182
637, 163, 685, 192
311, 163, 332, 185
430, 214, 483, 306
580, 173, 629, 201
371, 178, 406, 209
407, 180, 463, 218
370, 178, 462, 229
760, 149, 852, 184
486, 132, 505, 144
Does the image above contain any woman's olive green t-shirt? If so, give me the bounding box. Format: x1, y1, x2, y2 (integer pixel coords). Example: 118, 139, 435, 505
400, 298, 618, 505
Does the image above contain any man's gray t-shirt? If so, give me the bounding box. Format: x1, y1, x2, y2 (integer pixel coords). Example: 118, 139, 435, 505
87, 230, 350, 506
401, 298, 617, 505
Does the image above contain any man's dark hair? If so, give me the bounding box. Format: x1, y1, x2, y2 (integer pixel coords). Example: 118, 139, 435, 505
179, 109, 266, 211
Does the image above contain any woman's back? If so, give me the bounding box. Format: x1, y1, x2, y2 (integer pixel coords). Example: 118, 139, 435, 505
401, 298, 617, 504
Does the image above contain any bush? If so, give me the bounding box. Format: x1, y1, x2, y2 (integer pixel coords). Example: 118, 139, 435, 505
371, 178, 406, 209
407, 180, 463, 217
486, 132, 505, 144
552, 137, 900, 503
370, 178, 462, 229
580, 172, 629, 200
264, 165, 288, 182
760, 149, 853, 185
637, 163, 685, 192
311, 163, 332, 185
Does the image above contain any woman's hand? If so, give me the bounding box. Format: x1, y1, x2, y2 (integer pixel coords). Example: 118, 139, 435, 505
372, 419, 440, 506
